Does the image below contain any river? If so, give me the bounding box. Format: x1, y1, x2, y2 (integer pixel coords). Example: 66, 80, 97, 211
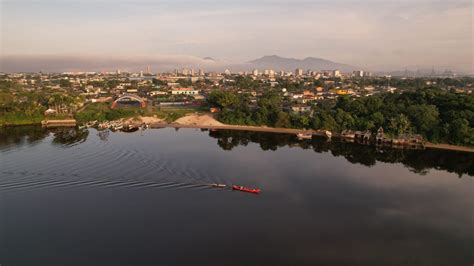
0, 126, 472, 265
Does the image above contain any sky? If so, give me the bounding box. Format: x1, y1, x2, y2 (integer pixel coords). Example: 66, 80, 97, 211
1, 0, 473, 73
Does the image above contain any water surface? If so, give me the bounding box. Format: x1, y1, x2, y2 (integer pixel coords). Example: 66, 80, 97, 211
0, 126, 472, 265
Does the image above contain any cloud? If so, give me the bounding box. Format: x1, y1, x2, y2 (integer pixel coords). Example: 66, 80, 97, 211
0, 54, 231, 72
1, 0, 472, 72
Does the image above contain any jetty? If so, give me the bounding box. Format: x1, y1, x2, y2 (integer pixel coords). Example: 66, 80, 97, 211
41, 119, 77, 128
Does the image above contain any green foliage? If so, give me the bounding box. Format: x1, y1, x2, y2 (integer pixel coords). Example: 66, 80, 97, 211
75, 103, 140, 123
207, 87, 474, 146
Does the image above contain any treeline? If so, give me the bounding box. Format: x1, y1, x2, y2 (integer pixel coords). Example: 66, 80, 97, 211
207, 88, 474, 146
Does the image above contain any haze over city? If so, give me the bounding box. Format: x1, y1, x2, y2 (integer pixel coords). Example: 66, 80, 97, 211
1, 0, 472, 73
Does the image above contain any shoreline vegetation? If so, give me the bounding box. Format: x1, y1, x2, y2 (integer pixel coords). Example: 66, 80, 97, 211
8, 112, 474, 153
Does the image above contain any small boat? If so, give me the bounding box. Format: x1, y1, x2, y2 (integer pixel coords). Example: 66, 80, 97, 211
120, 124, 139, 132
232, 185, 261, 194
296, 133, 312, 140
324, 130, 332, 139
210, 183, 227, 188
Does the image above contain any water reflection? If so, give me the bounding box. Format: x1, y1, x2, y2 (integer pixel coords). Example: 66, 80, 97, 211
0, 126, 472, 177
208, 130, 474, 177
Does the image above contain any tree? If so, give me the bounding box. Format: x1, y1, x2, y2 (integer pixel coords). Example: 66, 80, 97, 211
389, 114, 411, 135
449, 118, 474, 145
406, 104, 439, 138
274, 112, 291, 128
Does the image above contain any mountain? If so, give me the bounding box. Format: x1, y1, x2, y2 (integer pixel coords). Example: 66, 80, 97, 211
248, 55, 357, 72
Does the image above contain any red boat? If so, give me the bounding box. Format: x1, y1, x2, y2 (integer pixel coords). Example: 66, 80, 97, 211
232, 185, 261, 194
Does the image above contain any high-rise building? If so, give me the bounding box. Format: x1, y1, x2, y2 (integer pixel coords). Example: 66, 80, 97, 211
224, 69, 231, 75
280, 70, 285, 76
190, 69, 195, 76
333, 70, 341, 78
269, 69, 275, 77
252, 69, 259, 76
353, 70, 364, 77
146, 65, 151, 74
295, 68, 303, 76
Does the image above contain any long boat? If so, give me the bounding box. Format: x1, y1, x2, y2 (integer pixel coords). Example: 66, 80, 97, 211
232, 185, 261, 194
296, 133, 312, 140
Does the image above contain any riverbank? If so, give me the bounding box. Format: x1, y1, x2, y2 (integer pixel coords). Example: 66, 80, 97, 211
2, 113, 473, 153
151, 114, 474, 153
424, 143, 474, 153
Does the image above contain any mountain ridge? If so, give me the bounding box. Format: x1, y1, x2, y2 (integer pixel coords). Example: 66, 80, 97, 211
248, 55, 357, 72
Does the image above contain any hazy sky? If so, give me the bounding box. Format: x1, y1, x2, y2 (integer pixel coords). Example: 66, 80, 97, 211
1, 0, 472, 72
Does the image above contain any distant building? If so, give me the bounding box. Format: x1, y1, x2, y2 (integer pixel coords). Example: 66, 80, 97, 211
171, 88, 199, 95
353, 70, 364, 77
295, 68, 303, 76
252, 69, 259, 76
291, 105, 311, 113
333, 70, 341, 78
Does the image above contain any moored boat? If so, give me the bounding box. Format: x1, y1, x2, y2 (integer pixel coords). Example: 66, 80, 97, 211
296, 133, 312, 140
232, 185, 261, 194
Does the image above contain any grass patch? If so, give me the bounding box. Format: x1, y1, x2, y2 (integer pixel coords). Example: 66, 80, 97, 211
75, 103, 142, 123
0, 113, 44, 126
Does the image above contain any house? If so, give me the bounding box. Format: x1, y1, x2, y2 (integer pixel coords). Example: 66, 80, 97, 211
291, 105, 311, 113
376, 127, 384, 143
336, 89, 354, 95
91, 96, 113, 103
193, 94, 205, 100
149, 91, 168, 96
44, 108, 57, 116
171, 88, 199, 95
292, 94, 304, 99
341, 130, 356, 139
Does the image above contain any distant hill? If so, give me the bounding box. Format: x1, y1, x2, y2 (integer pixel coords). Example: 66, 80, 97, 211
248, 55, 357, 72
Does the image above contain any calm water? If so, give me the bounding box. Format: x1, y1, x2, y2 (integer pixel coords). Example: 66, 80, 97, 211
0, 126, 473, 265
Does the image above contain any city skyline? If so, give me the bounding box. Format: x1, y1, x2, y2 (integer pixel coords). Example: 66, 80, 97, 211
1, 0, 472, 73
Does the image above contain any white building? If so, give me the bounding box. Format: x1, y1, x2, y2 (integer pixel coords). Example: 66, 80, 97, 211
171, 88, 199, 95
295, 68, 303, 76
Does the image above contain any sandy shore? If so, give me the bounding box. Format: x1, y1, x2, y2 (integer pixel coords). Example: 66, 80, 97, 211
124, 116, 165, 125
